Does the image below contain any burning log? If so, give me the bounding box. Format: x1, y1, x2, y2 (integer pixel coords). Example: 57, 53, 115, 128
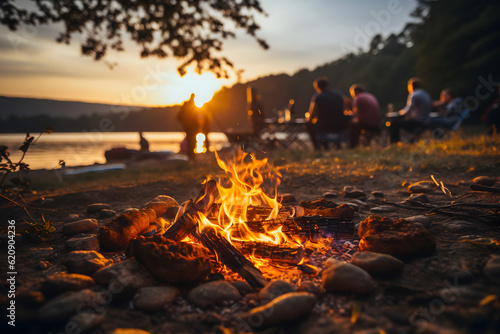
163, 180, 218, 241
100, 211, 150, 251
232, 241, 305, 265
162, 180, 267, 288
231, 216, 354, 243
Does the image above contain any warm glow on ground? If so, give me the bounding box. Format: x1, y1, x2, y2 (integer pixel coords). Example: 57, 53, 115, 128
159, 69, 234, 107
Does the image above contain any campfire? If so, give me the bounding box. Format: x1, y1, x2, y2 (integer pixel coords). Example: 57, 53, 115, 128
101, 149, 355, 287
159, 149, 355, 286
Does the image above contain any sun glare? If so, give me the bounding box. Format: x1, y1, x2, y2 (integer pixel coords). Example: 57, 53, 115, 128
160, 70, 233, 107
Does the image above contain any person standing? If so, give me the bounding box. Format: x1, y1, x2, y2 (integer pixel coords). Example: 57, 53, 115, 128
389, 77, 432, 143
348, 84, 381, 147
138, 131, 149, 152
177, 93, 200, 160
307, 76, 350, 150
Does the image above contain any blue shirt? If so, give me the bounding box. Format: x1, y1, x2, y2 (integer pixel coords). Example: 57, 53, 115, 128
402, 89, 432, 122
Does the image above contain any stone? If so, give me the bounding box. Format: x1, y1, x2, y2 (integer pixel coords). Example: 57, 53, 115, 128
350, 252, 404, 276
278, 193, 296, 203
62, 219, 98, 236
122, 207, 139, 213
42, 273, 95, 295
66, 234, 100, 251
405, 215, 432, 229
93, 259, 156, 291
299, 199, 355, 219
358, 215, 436, 258
87, 203, 111, 214
130, 235, 212, 284
99, 209, 116, 218
68, 214, 80, 221
322, 261, 376, 294
343, 186, 366, 198
370, 205, 397, 213
68, 311, 103, 333
349, 199, 370, 210
133, 286, 179, 312
371, 191, 384, 198
483, 255, 500, 284
446, 220, 475, 233
258, 280, 296, 302
231, 281, 253, 295
111, 329, 151, 334
473, 176, 496, 187
63, 250, 112, 275
297, 281, 321, 296
152, 195, 179, 206
322, 191, 338, 198
439, 287, 484, 306
188, 280, 241, 308
408, 181, 435, 193
37, 289, 97, 322
245, 292, 316, 328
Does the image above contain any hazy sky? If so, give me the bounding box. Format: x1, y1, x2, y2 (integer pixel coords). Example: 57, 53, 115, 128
0, 0, 417, 107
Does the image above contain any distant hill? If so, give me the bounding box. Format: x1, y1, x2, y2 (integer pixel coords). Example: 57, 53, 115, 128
0, 96, 141, 119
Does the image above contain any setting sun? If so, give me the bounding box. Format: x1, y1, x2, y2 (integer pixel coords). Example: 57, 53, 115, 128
159, 69, 234, 107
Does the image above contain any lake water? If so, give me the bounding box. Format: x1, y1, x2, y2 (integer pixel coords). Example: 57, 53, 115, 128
0, 132, 228, 170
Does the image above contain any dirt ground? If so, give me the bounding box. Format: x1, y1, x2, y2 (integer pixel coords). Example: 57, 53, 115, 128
1, 150, 499, 334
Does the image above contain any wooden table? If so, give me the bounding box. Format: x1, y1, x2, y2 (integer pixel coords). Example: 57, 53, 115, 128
262, 118, 309, 150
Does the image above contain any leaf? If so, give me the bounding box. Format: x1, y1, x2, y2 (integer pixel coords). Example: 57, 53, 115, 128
479, 294, 497, 307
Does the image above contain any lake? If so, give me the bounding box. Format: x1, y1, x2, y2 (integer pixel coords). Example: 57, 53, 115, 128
0, 132, 228, 170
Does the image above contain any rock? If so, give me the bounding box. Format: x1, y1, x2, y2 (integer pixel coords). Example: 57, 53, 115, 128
370, 205, 397, 213
473, 176, 496, 186
258, 280, 296, 302
358, 215, 436, 258
42, 273, 95, 296
446, 220, 475, 233
371, 191, 384, 198
231, 281, 253, 295
16, 290, 45, 306
343, 186, 366, 198
408, 181, 436, 193
68, 311, 103, 333
153, 195, 179, 206
322, 191, 338, 198
133, 286, 179, 312
62, 219, 98, 236
278, 193, 296, 203
483, 255, 500, 284
99, 209, 116, 218
299, 200, 355, 218
111, 329, 151, 334
93, 258, 156, 291
188, 280, 241, 308
68, 214, 80, 221
99, 211, 150, 251
66, 234, 100, 251
63, 250, 112, 275
404, 193, 430, 204
245, 292, 316, 328
165, 206, 180, 219
405, 215, 432, 229
297, 281, 321, 296
350, 252, 404, 276
122, 207, 139, 213
322, 261, 376, 293
37, 289, 97, 322
325, 257, 342, 268
87, 203, 111, 214
130, 235, 212, 284
439, 287, 484, 306
349, 199, 370, 210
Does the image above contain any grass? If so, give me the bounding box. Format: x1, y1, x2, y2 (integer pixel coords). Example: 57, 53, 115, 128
12, 132, 500, 197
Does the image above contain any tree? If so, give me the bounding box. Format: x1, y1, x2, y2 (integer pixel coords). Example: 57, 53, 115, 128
0, 0, 269, 77
411, 0, 500, 97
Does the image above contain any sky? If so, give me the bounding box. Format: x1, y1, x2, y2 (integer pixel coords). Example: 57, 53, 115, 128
0, 0, 418, 107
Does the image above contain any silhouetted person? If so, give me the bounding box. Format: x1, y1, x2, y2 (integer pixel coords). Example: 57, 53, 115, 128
483, 85, 500, 135
348, 84, 381, 147
307, 77, 349, 150
138, 131, 149, 152
177, 93, 201, 160
389, 77, 432, 143
247, 86, 265, 136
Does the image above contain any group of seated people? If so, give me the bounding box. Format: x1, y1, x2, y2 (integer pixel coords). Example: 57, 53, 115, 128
306, 76, 470, 150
